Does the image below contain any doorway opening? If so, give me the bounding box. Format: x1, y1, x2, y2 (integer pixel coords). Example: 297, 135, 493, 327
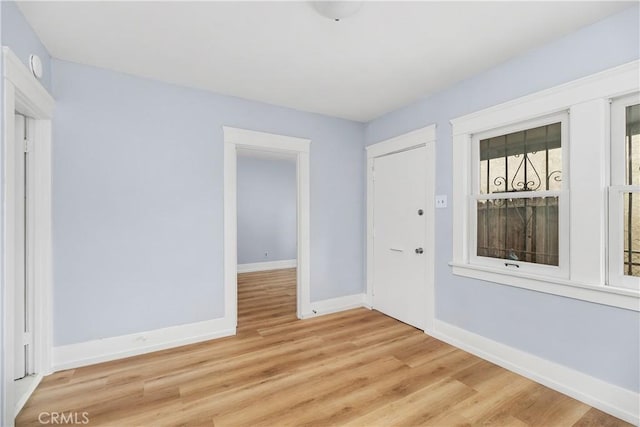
236, 150, 298, 333
223, 126, 311, 331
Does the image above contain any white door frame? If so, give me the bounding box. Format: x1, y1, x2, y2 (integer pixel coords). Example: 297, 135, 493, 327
366, 125, 436, 333
223, 126, 311, 323
2, 47, 54, 425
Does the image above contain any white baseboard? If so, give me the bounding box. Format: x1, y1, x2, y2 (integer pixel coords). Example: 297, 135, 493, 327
431, 319, 639, 425
301, 293, 366, 318
53, 317, 236, 371
14, 374, 43, 416
237, 259, 297, 273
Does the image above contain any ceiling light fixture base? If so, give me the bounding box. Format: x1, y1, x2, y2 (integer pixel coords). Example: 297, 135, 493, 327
311, 1, 362, 22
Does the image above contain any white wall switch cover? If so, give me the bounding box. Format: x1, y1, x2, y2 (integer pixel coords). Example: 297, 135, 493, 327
435, 195, 447, 208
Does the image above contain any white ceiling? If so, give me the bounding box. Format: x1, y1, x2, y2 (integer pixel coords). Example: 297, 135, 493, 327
18, 1, 633, 122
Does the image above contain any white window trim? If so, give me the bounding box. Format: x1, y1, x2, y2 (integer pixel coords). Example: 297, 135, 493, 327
451, 60, 640, 311
609, 186, 640, 290
469, 112, 570, 278
609, 92, 640, 290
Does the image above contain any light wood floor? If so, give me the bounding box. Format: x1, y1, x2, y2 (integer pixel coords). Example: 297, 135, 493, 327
17, 268, 629, 426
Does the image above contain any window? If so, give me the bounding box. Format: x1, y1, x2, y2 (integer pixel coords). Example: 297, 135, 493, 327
609, 93, 640, 290
471, 116, 568, 277
451, 60, 640, 310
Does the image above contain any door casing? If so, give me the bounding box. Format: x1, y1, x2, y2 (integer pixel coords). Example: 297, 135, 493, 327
366, 125, 436, 333
223, 126, 311, 323
13, 113, 35, 382
2, 47, 55, 425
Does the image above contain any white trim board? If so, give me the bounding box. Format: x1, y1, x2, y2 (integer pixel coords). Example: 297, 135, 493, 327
237, 259, 297, 273
301, 293, 367, 319
450, 60, 639, 135
13, 374, 42, 416
366, 124, 436, 158
2, 47, 55, 426
53, 292, 367, 370
53, 317, 235, 371
224, 126, 312, 322
224, 126, 310, 153
431, 320, 639, 425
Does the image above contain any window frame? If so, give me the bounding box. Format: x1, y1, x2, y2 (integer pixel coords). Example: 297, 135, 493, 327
608, 93, 640, 290
469, 113, 570, 278
451, 60, 640, 311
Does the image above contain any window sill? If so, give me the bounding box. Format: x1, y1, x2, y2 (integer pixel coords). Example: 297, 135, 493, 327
449, 262, 640, 311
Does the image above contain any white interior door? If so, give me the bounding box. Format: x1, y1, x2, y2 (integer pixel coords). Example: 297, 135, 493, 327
13, 114, 31, 380
372, 146, 427, 330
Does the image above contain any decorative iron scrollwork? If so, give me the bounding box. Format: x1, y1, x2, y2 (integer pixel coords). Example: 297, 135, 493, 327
488, 155, 562, 193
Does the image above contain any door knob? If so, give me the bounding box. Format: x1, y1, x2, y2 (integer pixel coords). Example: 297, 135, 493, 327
415, 248, 424, 254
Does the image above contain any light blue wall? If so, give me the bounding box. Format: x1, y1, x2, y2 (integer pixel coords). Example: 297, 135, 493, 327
2, 0, 638, 401
237, 156, 296, 265
51, 59, 365, 346
366, 5, 640, 392
1, 1, 51, 91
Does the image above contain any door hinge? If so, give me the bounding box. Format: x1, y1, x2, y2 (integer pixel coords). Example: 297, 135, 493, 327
24, 139, 31, 153
22, 332, 32, 346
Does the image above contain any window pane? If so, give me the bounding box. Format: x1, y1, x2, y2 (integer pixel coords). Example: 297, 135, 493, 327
479, 123, 562, 194
625, 104, 640, 186
623, 192, 640, 277
477, 197, 559, 266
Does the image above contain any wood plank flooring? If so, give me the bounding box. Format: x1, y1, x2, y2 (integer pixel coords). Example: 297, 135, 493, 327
17, 268, 629, 426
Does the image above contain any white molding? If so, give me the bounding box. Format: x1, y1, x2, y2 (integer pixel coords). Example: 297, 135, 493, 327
223, 126, 310, 153
237, 259, 297, 273
301, 293, 367, 319
569, 99, 608, 285
52, 318, 235, 371
365, 156, 375, 309
366, 124, 436, 158
2, 47, 54, 426
609, 187, 640, 290
450, 60, 639, 135
296, 150, 311, 319
366, 125, 436, 332
431, 319, 639, 425
14, 374, 42, 416
452, 132, 471, 265
223, 140, 238, 330
223, 126, 312, 322
2, 47, 54, 118
451, 60, 640, 309
450, 263, 640, 311
609, 93, 640, 291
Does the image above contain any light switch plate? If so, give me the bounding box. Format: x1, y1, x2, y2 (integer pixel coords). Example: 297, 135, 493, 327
435, 195, 447, 208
